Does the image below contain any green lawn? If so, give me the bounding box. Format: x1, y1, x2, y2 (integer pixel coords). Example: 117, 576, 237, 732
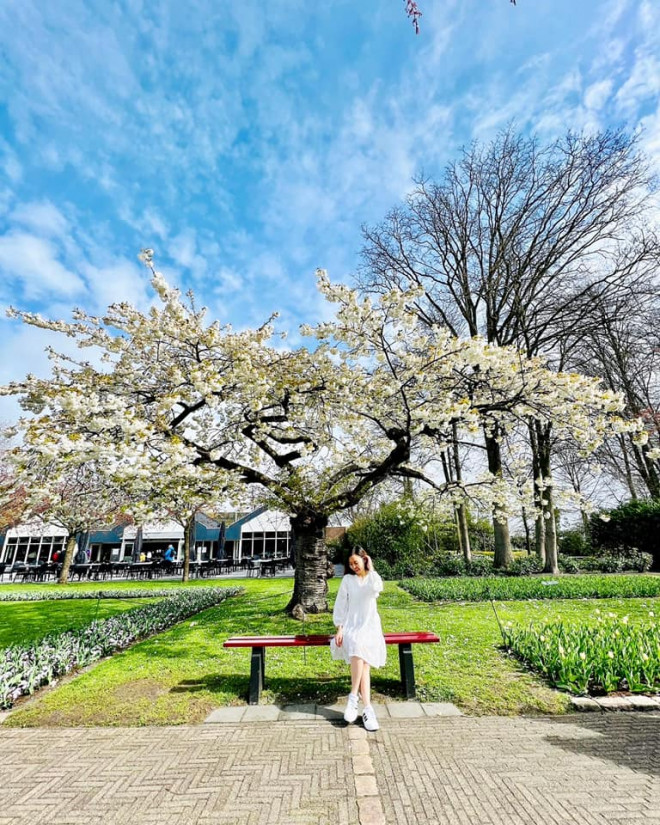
5, 577, 660, 727
0, 598, 152, 648
0, 578, 224, 597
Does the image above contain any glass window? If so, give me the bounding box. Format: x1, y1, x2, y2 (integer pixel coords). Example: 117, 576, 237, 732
15, 541, 29, 564
2, 538, 17, 564
277, 537, 289, 557
26, 538, 40, 565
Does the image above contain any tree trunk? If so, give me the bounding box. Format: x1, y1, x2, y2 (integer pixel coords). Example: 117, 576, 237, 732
581, 509, 590, 538
484, 431, 513, 568
535, 513, 546, 564
182, 514, 194, 583
618, 435, 638, 501
543, 490, 559, 574
536, 423, 559, 574
631, 437, 660, 499
58, 534, 78, 584
286, 512, 329, 617
452, 425, 471, 562
521, 505, 531, 555
456, 503, 472, 563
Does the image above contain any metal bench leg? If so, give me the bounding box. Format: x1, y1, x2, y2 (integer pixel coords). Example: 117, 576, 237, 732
398, 643, 416, 699
249, 646, 265, 705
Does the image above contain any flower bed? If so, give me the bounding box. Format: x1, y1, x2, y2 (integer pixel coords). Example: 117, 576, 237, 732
0, 588, 202, 603
399, 574, 660, 603
502, 611, 660, 695
0, 586, 242, 709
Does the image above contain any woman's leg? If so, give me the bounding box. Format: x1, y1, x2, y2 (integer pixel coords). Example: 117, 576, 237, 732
350, 657, 364, 696
359, 662, 371, 707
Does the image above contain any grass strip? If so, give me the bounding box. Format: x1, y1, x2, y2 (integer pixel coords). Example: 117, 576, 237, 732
0, 586, 241, 709
0, 599, 152, 649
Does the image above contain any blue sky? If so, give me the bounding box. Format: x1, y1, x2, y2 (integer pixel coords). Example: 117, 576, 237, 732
0, 0, 659, 422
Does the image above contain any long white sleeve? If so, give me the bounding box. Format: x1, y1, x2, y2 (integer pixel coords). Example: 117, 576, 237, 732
366, 570, 384, 597
333, 576, 350, 626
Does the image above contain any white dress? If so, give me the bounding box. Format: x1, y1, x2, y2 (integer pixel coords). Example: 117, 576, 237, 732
330, 571, 387, 668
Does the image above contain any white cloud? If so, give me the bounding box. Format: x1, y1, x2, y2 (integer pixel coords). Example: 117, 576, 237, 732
616, 53, 660, 115
81, 258, 153, 313
10, 201, 69, 237
0, 231, 85, 300
584, 79, 614, 112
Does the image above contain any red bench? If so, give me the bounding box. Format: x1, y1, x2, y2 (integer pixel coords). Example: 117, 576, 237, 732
223, 631, 440, 705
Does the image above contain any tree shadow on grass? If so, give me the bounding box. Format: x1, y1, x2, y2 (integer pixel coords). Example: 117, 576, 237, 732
170, 673, 408, 706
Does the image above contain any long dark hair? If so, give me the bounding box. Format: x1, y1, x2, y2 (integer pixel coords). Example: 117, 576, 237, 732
344, 546, 372, 575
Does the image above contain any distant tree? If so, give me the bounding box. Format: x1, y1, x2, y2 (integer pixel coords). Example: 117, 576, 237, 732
2, 451, 126, 583
357, 127, 658, 572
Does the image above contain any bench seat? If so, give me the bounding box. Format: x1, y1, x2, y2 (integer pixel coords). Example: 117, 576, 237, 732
224, 631, 439, 704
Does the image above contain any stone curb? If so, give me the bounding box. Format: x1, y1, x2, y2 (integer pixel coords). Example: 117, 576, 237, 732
204, 700, 463, 724
571, 694, 660, 712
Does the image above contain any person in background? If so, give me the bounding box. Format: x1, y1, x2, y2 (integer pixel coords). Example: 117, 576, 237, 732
164, 544, 176, 563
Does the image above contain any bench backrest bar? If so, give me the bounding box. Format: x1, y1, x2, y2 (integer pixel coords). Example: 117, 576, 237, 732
223, 631, 439, 648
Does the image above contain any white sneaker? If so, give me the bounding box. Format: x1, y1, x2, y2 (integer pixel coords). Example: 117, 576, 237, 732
343, 693, 359, 723
362, 705, 379, 732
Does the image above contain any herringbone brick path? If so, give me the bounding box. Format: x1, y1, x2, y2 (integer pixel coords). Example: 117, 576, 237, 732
0, 715, 658, 824
0, 724, 357, 825
371, 715, 660, 824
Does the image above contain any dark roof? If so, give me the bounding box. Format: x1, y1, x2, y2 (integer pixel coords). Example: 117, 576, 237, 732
224, 506, 268, 541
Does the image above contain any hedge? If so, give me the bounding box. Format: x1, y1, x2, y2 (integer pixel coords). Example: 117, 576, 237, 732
376, 551, 652, 580
0, 586, 241, 709
399, 574, 660, 603
0, 588, 201, 603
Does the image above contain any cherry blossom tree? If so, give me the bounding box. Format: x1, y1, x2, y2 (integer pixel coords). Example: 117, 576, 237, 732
124, 460, 236, 583
2, 256, 641, 603
2, 449, 127, 583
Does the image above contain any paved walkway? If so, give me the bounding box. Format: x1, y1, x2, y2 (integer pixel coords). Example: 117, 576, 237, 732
0, 713, 658, 825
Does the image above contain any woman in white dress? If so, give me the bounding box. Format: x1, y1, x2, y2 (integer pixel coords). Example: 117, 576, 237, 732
330, 548, 386, 731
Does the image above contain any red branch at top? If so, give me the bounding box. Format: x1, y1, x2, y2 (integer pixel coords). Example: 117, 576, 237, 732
404, 0, 422, 35
405, 1, 517, 35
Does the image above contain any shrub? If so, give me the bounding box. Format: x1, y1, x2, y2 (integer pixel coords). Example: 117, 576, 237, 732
558, 557, 581, 574
0, 586, 241, 709
591, 499, 660, 570
559, 529, 590, 556
503, 612, 660, 695
506, 556, 543, 576
431, 555, 468, 577
399, 574, 660, 603
344, 497, 459, 576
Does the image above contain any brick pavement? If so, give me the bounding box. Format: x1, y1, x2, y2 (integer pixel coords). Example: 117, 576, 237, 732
0, 714, 659, 825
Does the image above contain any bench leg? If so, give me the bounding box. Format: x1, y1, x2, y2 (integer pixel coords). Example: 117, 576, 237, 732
249, 646, 265, 705
398, 643, 416, 699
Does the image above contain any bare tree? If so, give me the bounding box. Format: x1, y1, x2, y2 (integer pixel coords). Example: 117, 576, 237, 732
571, 285, 660, 500
357, 127, 659, 571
